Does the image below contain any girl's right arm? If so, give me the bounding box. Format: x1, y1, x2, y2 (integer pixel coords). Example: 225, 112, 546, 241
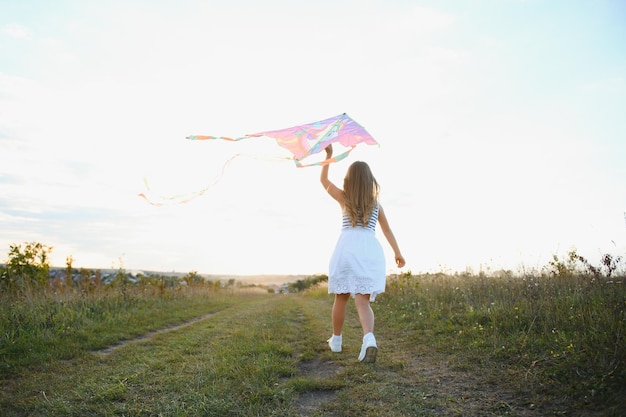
320, 145, 344, 206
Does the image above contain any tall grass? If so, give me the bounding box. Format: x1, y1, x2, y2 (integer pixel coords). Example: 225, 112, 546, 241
0, 283, 235, 376
382, 270, 626, 411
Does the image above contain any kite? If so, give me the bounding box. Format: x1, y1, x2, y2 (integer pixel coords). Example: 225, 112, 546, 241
139, 113, 379, 205
187, 113, 379, 167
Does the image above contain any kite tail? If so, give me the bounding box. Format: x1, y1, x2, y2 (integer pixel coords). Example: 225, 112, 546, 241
186, 135, 243, 141
137, 188, 210, 206
137, 154, 240, 206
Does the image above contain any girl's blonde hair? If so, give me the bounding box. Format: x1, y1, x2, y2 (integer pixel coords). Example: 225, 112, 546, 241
343, 161, 380, 227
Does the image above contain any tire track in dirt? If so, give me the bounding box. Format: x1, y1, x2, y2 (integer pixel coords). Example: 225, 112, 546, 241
92, 312, 219, 356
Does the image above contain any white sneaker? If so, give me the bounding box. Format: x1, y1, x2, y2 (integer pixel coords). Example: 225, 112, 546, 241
327, 335, 342, 353
358, 333, 377, 363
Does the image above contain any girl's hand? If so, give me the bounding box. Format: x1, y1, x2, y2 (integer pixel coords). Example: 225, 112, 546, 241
325, 144, 333, 158
395, 254, 406, 268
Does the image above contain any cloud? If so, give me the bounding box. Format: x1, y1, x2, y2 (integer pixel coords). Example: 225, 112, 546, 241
2, 23, 31, 40
0, 72, 42, 133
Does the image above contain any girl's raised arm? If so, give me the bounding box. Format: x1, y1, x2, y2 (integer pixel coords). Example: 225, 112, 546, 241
320, 145, 344, 205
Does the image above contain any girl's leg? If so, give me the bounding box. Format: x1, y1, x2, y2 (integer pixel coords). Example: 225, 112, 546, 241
354, 294, 374, 335
332, 293, 350, 336
355, 294, 377, 362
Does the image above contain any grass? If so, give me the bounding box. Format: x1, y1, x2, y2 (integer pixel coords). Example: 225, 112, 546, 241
379, 272, 626, 414
0, 284, 236, 372
1, 289, 329, 416
1, 270, 624, 416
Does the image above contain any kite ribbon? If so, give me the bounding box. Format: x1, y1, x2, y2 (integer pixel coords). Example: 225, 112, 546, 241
137, 154, 239, 206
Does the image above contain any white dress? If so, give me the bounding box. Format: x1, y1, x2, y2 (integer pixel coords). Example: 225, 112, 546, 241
328, 205, 386, 301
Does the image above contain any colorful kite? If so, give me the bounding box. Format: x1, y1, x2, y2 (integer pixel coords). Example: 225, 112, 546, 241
187, 113, 379, 167
139, 113, 379, 205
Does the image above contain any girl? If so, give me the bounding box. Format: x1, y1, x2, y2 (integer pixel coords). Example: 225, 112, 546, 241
320, 145, 405, 363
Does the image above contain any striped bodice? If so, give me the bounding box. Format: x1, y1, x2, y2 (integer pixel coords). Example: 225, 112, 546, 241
342, 205, 379, 231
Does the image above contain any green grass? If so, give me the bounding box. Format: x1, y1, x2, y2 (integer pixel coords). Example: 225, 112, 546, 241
1, 272, 624, 416
0, 285, 236, 373
379, 272, 626, 414
1, 290, 329, 416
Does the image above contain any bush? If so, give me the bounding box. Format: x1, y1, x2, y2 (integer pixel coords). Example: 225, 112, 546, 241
288, 274, 328, 293
1, 242, 52, 290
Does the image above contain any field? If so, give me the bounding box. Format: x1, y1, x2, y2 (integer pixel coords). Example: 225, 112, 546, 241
1, 268, 625, 416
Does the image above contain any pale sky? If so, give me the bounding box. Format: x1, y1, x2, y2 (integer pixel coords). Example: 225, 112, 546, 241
1, 0, 625, 276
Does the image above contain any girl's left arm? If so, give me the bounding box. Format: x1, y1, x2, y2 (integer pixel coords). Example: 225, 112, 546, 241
378, 205, 406, 268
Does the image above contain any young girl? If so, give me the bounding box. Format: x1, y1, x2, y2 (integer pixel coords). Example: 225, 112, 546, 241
320, 145, 405, 363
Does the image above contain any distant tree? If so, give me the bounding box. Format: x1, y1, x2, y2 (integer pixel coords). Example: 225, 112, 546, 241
288, 274, 328, 293
2, 242, 52, 289
183, 270, 203, 286
207, 280, 222, 292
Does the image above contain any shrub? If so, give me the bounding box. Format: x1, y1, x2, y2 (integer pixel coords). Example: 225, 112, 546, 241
1, 242, 52, 290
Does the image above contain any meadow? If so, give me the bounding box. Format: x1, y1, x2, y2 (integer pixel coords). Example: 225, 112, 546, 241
0, 251, 624, 416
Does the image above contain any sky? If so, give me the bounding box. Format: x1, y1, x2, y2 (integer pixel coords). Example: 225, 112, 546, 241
1, 0, 625, 276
